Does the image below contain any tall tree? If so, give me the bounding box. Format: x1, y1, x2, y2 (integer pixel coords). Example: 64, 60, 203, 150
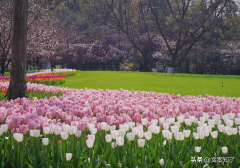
5, 0, 28, 99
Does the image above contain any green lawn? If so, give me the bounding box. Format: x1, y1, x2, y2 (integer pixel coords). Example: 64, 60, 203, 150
60, 71, 240, 97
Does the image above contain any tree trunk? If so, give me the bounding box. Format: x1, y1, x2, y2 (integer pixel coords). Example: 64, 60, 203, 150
132, 48, 137, 71
5, 0, 28, 100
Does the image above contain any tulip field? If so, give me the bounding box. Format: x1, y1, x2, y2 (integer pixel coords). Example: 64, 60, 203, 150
0, 77, 240, 167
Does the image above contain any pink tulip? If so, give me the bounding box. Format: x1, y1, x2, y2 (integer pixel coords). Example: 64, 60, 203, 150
37, 107, 44, 116
106, 116, 115, 125
12, 116, 21, 128
0, 113, 5, 123
19, 125, 28, 134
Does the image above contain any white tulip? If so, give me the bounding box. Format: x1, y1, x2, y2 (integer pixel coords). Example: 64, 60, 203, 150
116, 136, 124, 146
225, 126, 232, 136
151, 126, 160, 134
177, 116, 184, 123
132, 127, 138, 135
69, 126, 77, 135
90, 128, 97, 135
234, 118, 240, 125
218, 125, 225, 133
137, 130, 144, 138
211, 131, 218, 139
88, 134, 95, 141
189, 116, 196, 122
138, 139, 145, 148
66, 153, 72, 161
109, 125, 116, 131
221, 147, 228, 154
13, 133, 23, 142
111, 142, 117, 149
144, 131, 152, 140
43, 127, 50, 135
151, 119, 158, 126
193, 132, 199, 140
199, 132, 205, 139
1, 124, 8, 133
0, 128, 2, 136
61, 132, 69, 140
238, 113, 240, 118
163, 123, 169, 130
199, 117, 205, 123
141, 118, 148, 126
126, 132, 135, 141
159, 158, 164, 166
183, 130, 191, 138
159, 117, 165, 124
42, 138, 49, 146
119, 129, 126, 137
111, 130, 119, 139
232, 128, 237, 135
170, 126, 179, 134
226, 120, 233, 127
75, 130, 82, 138
167, 132, 173, 140
105, 125, 110, 131
229, 113, 235, 120
195, 146, 201, 153
105, 134, 112, 143
184, 119, 192, 126
101, 122, 107, 131
163, 140, 166, 145
174, 132, 184, 141
162, 130, 169, 138
137, 125, 143, 131
54, 126, 62, 136
128, 122, 135, 128
86, 139, 94, 148
62, 124, 70, 132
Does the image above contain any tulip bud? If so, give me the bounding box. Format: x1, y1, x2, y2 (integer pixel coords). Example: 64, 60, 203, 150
221, 147, 228, 154
105, 134, 112, 143
54, 126, 62, 136
195, 146, 201, 153
126, 132, 135, 141
86, 139, 94, 148
111, 142, 117, 149
43, 127, 50, 135
143, 131, 152, 140
137, 130, 144, 138
218, 125, 225, 133
151, 119, 158, 126
1, 124, 8, 133
13, 133, 23, 142
62, 124, 70, 132
61, 132, 69, 140
90, 128, 97, 135
116, 136, 124, 146
159, 158, 164, 166
75, 130, 82, 138
66, 153, 72, 161
183, 130, 191, 138
162, 130, 169, 138
138, 139, 145, 148
69, 126, 77, 135
42, 138, 49, 146
193, 132, 199, 140
159, 117, 165, 124
232, 128, 237, 135
226, 120, 233, 127
167, 132, 173, 140
211, 131, 218, 139
141, 118, 148, 126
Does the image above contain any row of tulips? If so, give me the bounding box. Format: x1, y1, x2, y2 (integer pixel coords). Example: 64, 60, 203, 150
27, 69, 77, 77
0, 115, 240, 168
0, 74, 66, 85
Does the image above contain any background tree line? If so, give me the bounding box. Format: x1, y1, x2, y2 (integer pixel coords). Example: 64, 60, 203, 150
1, 0, 240, 75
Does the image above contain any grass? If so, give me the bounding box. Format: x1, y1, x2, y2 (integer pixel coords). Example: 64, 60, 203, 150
60, 71, 240, 97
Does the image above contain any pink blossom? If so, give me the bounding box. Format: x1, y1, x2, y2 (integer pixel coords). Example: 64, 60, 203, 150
12, 116, 21, 128
19, 125, 28, 134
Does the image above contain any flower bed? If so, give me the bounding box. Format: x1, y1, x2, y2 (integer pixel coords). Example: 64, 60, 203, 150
0, 74, 66, 85
0, 83, 239, 167
27, 69, 77, 77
